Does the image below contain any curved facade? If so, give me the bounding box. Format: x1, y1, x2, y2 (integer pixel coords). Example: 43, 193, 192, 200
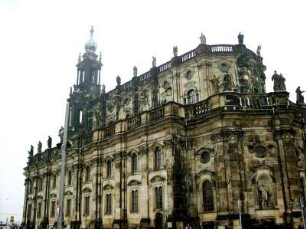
23, 30, 306, 229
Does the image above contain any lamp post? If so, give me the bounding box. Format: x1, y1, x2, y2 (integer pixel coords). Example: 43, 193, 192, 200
299, 197, 306, 229
238, 199, 242, 229
289, 200, 293, 229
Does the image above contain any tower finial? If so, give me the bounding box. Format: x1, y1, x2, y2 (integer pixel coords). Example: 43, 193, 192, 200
84, 26, 97, 52
90, 26, 94, 39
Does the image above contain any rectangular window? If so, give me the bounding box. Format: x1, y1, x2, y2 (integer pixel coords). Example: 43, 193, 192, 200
67, 171, 72, 185
37, 202, 42, 218
27, 204, 32, 220
50, 201, 56, 218
66, 199, 71, 216
85, 167, 90, 182
105, 193, 112, 215
155, 186, 163, 209
131, 190, 138, 213
131, 155, 137, 174
106, 161, 112, 178
155, 149, 162, 169
29, 182, 33, 194
84, 196, 90, 216
38, 178, 43, 191
52, 175, 56, 188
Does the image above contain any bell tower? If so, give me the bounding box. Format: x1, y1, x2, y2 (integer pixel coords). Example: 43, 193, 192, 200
68, 26, 102, 132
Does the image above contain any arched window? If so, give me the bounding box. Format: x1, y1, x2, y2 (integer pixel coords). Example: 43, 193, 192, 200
203, 181, 214, 211
300, 177, 306, 200
131, 154, 138, 174
52, 175, 56, 188
154, 148, 162, 169
84, 196, 90, 216
131, 190, 139, 213
38, 178, 43, 191
67, 171, 72, 185
85, 167, 90, 182
187, 89, 197, 104
106, 160, 112, 178
105, 193, 112, 215
155, 186, 163, 209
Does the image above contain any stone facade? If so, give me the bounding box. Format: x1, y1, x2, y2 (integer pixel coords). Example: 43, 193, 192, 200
23, 29, 306, 229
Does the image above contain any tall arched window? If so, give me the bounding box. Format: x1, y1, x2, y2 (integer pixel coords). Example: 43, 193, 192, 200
105, 193, 112, 215
203, 181, 214, 211
154, 148, 162, 169
131, 154, 138, 174
187, 89, 197, 104
52, 175, 56, 188
85, 167, 90, 182
67, 171, 72, 185
155, 186, 163, 209
106, 160, 112, 178
131, 190, 139, 213
38, 178, 43, 191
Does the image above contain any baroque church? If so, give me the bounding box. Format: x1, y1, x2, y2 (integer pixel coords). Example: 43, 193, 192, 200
23, 28, 306, 229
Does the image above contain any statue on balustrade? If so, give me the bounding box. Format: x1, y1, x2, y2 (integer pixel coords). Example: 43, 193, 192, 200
173, 46, 178, 57
238, 32, 244, 45
152, 56, 156, 68
47, 136, 52, 149
116, 75, 121, 86
256, 45, 261, 56
271, 71, 286, 91
200, 33, 206, 45
210, 75, 220, 93
102, 84, 106, 94
133, 66, 137, 77
296, 86, 305, 104
37, 141, 42, 153
28, 145, 34, 157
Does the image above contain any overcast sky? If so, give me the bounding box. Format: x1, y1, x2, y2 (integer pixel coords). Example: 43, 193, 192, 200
0, 0, 305, 223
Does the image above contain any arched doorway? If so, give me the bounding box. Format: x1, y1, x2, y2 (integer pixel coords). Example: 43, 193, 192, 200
155, 212, 163, 229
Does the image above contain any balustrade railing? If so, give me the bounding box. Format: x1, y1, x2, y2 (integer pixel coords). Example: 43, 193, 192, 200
149, 107, 165, 121
127, 115, 141, 130
159, 62, 172, 72
211, 45, 233, 53
182, 50, 196, 62
139, 71, 151, 82
104, 124, 115, 138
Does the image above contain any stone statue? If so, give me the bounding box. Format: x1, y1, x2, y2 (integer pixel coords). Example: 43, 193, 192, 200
173, 46, 178, 57
256, 45, 261, 56
238, 32, 244, 45
210, 75, 220, 93
152, 56, 156, 68
47, 136, 52, 149
133, 66, 137, 77
223, 73, 232, 91
116, 75, 121, 86
163, 80, 172, 95
257, 185, 274, 209
296, 86, 305, 104
102, 84, 106, 94
38, 141, 42, 153
257, 186, 263, 208
28, 145, 34, 157
271, 70, 286, 91
200, 33, 206, 45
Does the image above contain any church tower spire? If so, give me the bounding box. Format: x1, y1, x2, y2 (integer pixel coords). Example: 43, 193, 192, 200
68, 27, 102, 132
